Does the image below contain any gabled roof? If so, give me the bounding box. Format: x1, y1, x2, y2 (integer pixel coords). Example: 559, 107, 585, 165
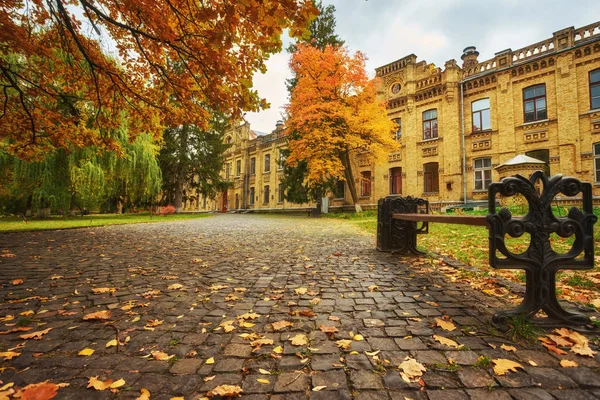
496, 154, 546, 169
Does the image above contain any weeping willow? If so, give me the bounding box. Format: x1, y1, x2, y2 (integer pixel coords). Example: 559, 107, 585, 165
1, 121, 162, 215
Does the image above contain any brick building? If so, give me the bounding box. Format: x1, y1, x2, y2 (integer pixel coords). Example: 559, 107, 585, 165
193, 21, 600, 212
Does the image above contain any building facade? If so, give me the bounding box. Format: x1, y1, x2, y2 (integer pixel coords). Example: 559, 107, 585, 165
192, 20, 600, 212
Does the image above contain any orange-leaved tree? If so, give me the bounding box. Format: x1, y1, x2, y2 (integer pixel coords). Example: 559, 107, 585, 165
285, 43, 399, 212
0, 0, 317, 160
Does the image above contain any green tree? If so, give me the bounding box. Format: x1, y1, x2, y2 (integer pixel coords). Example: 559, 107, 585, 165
282, 0, 345, 209
158, 114, 231, 212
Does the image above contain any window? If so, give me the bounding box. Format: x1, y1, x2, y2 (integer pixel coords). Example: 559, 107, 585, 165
526, 149, 550, 176
263, 185, 270, 204
236, 160, 241, 176
523, 84, 547, 122
474, 158, 492, 191
278, 149, 286, 170
472, 98, 491, 132
225, 136, 232, 144
334, 180, 345, 199
422, 109, 438, 139
392, 118, 402, 140
360, 171, 371, 197
593, 143, 600, 183
225, 163, 231, 179
264, 154, 270, 173
278, 183, 285, 203
390, 167, 402, 194
249, 187, 255, 205
423, 162, 439, 193
591, 69, 600, 110
250, 157, 256, 175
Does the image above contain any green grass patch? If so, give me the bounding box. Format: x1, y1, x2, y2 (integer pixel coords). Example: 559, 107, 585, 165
505, 315, 541, 343
564, 274, 597, 289
0, 212, 212, 232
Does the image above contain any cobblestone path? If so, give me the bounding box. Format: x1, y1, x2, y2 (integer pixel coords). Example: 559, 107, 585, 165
0, 214, 599, 399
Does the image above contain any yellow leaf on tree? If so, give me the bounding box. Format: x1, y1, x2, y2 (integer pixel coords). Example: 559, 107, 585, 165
492, 359, 524, 375
78, 348, 95, 356
435, 318, 456, 331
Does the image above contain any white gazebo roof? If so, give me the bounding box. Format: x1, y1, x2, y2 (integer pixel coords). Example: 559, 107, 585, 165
496, 154, 546, 169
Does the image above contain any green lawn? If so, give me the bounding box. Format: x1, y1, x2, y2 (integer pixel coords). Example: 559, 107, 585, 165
0, 212, 213, 232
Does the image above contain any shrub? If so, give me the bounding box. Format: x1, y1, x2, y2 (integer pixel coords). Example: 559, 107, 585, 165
157, 205, 176, 216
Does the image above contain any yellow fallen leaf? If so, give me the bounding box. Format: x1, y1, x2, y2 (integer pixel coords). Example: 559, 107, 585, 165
0, 351, 20, 360
151, 351, 171, 361
256, 378, 270, 384
560, 359, 578, 368
168, 283, 183, 290
399, 357, 427, 383
132, 315, 141, 323
435, 318, 456, 331
353, 334, 364, 341
145, 319, 163, 328
207, 384, 243, 397
290, 334, 308, 346
20, 310, 34, 317
106, 339, 118, 348
110, 378, 125, 389
501, 344, 517, 352
312, 385, 327, 391
205, 357, 215, 364
528, 360, 538, 366
336, 339, 352, 349
295, 287, 308, 295
433, 335, 461, 348
237, 312, 260, 320
492, 359, 524, 375
273, 346, 283, 354
87, 376, 113, 391
259, 368, 271, 375
91, 287, 112, 294
272, 320, 292, 331
83, 310, 111, 321
136, 388, 151, 400
239, 321, 255, 328
78, 348, 95, 356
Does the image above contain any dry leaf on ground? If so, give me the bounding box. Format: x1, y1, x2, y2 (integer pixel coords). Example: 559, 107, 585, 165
256, 378, 270, 384
294, 287, 307, 295
135, 388, 151, 400
492, 359, 524, 375
91, 288, 112, 294
312, 386, 327, 391
398, 357, 427, 383
501, 344, 517, 352
290, 334, 308, 346
435, 317, 456, 331
83, 310, 111, 321
0, 351, 21, 360
336, 339, 352, 349
20, 328, 52, 340
271, 320, 292, 331
319, 325, 338, 334
19, 382, 63, 400
433, 335, 461, 349
560, 359, 578, 368
151, 351, 172, 361
207, 384, 243, 397
78, 348, 95, 356
168, 283, 183, 290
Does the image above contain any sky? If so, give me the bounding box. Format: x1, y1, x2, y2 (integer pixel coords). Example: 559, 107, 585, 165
244, 0, 600, 134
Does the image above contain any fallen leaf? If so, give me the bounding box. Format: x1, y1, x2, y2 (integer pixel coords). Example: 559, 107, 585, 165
11, 279, 24, 285
20, 328, 52, 340
399, 357, 427, 383
272, 320, 292, 331
0, 351, 20, 360
238, 321, 255, 328
368, 285, 378, 292
336, 339, 352, 349
237, 312, 260, 320
151, 351, 172, 361
145, 320, 163, 328
135, 388, 151, 400
207, 384, 243, 397
273, 346, 283, 354
435, 318, 456, 331
168, 283, 183, 290
256, 378, 270, 384
87, 377, 113, 391
83, 310, 111, 321
560, 359, 578, 368
312, 386, 327, 391
106, 339, 118, 348
110, 378, 125, 389
205, 357, 215, 364
319, 325, 338, 334
204, 376, 216, 382
91, 288, 112, 294
352, 334, 365, 342
328, 316, 340, 321
528, 360, 538, 366
20, 310, 35, 317
78, 348, 95, 356
295, 288, 308, 295
501, 344, 517, 352
20, 382, 61, 400
433, 335, 461, 349
492, 359, 524, 375
290, 334, 308, 346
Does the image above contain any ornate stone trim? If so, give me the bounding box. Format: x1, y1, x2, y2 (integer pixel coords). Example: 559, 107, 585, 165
472, 139, 491, 151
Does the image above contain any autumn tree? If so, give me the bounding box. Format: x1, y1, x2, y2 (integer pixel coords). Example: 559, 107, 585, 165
285, 44, 398, 212
281, 0, 344, 205
0, 1, 317, 160
158, 113, 230, 213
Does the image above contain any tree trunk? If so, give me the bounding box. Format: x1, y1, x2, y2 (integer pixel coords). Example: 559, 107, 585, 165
173, 171, 184, 213
341, 152, 362, 212
68, 194, 77, 216
25, 195, 32, 217
116, 198, 123, 214
173, 125, 189, 213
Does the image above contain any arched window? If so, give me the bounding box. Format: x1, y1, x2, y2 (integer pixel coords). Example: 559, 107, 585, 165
471, 98, 490, 131
523, 84, 547, 122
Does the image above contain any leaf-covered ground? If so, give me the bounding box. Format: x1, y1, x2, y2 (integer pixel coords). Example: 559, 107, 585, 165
0, 214, 598, 399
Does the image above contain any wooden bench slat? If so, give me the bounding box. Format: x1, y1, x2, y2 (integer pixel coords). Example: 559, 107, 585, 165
392, 213, 489, 226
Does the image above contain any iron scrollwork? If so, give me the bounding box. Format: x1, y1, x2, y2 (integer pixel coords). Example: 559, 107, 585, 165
487, 171, 597, 328
377, 195, 429, 254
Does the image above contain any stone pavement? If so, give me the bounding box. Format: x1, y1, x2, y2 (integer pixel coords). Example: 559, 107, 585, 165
0, 214, 599, 399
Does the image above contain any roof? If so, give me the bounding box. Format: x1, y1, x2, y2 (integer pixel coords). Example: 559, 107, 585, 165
496, 154, 547, 169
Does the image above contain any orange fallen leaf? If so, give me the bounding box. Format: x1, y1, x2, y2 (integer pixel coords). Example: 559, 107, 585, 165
319, 325, 338, 334
83, 310, 111, 321
20, 382, 62, 400
20, 328, 52, 340
91, 288, 112, 294
151, 351, 172, 361
435, 317, 456, 331
0, 351, 21, 360
560, 359, 578, 368
207, 384, 243, 397
135, 388, 151, 400
328, 316, 340, 321
500, 344, 517, 352
11, 279, 24, 285
271, 320, 292, 331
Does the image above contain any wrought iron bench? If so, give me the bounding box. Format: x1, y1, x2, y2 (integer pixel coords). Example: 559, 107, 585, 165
377, 171, 597, 329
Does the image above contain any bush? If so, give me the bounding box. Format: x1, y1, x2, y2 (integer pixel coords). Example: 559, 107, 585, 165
157, 205, 176, 216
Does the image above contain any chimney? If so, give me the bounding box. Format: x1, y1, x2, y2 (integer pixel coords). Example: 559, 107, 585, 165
461, 46, 479, 69
275, 120, 284, 130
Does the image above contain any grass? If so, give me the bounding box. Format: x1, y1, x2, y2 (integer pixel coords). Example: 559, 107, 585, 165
505, 315, 541, 343
0, 212, 212, 232
474, 356, 492, 369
